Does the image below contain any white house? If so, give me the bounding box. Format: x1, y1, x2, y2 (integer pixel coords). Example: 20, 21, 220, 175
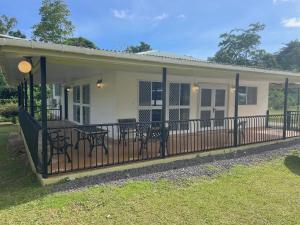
1, 37, 300, 179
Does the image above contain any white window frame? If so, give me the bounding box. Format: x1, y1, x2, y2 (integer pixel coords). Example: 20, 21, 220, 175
138, 80, 163, 122
82, 84, 91, 124
137, 80, 191, 123
73, 85, 81, 123
238, 86, 257, 105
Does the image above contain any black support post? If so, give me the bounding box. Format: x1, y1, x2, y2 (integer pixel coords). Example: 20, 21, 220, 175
64, 88, 68, 119
29, 72, 34, 118
161, 67, 167, 158
283, 78, 288, 139
40, 56, 48, 178
24, 79, 28, 111
17, 84, 21, 107
233, 73, 240, 147
20, 82, 24, 108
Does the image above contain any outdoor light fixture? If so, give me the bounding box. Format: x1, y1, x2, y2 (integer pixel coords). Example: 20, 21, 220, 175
66, 86, 71, 92
193, 83, 200, 91
230, 86, 236, 93
18, 60, 32, 74
97, 79, 103, 88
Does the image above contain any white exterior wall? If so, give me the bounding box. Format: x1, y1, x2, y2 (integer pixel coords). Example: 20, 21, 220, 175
67, 72, 117, 124
65, 70, 269, 124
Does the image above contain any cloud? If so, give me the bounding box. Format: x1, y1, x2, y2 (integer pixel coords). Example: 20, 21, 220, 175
153, 13, 168, 21
273, 0, 295, 4
178, 14, 186, 20
281, 17, 300, 27
112, 9, 133, 19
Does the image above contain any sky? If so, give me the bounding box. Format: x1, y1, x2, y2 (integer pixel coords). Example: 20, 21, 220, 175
1, 0, 300, 59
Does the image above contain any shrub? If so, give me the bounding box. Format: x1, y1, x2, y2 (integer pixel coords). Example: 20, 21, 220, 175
0, 103, 18, 123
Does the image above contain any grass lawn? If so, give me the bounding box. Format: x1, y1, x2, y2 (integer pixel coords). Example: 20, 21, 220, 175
1, 125, 300, 225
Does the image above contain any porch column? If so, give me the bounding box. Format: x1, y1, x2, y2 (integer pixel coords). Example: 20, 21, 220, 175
233, 73, 240, 146
17, 84, 21, 107
161, 67, 167, 157
20, 82, 24, 108
40, 56, 48, 178
283, 78, 289, 139
29, 70, 34, 118
64, 88, 68, 119
24, 79, 28, 111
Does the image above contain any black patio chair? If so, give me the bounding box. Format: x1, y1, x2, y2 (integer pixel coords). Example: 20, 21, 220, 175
138, 125, 169, 155
118, 118, 137, 145
47, 130, 72, 165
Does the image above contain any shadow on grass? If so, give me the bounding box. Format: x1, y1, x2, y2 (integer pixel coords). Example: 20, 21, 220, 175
0, 125, 49, 210
284, 155, 300, 176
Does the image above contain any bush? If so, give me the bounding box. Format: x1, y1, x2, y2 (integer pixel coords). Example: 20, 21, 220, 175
0, 87, 18, 99
0, 103, 18, 123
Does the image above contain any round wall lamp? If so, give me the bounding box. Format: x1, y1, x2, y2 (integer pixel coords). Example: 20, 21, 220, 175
192, 83, 200, 91
18, 60, 32, 74
97, 79, 103, 88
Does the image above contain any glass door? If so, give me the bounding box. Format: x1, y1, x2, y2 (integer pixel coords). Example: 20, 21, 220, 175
199, 86, 227, 129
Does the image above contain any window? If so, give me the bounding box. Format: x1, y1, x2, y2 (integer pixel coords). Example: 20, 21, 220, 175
73, 105, 80, 123
82, 84, 90, 104
82, 106, 90, 124
138, 81, 163, 123
169, 83, 190, 130
73, 86, 80, 103
238, 86, 257, 105
72, 85, 90, 124
82, 84, 90, 124
54, 84, 61, 96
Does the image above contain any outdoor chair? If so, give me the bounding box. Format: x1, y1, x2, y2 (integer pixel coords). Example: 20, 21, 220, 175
228, 120, 247, 144
118, 118, 138, 145
138, 125, 169, 155
47, 129, 72, 165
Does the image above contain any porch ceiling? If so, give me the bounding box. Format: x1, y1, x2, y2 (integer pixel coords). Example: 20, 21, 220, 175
1, 38, 300, 86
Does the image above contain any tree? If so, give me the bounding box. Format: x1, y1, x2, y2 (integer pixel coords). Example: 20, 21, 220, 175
8, 30, 26, 38
0, 15, 26, 38
125, 41, 151, 53
0, 15, 17, 34
276, 40, 300, 72
209, 23, 270, 67
32, 0, 74, 43
63, 37, 97, 49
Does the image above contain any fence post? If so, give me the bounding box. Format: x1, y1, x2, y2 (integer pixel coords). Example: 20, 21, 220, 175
266, 110, 269, 128
234, 73, 240, 147
59, 104, 62, 120
64, 88, 68, 120
40, 56, 48, 178
161, 67, 167, 158
283, 78, 288, 139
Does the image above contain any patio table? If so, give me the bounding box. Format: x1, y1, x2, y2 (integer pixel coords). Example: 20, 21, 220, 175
74, 126, 108, 156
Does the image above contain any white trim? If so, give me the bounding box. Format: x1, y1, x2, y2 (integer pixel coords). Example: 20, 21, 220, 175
198, 84, 228, 129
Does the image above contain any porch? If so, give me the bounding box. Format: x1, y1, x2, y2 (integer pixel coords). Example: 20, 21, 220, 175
21, 110, 300, 175
2, 38, 300, 178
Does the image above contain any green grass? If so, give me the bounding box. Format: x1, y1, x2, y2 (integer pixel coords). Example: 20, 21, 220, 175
1, 125, 300, 224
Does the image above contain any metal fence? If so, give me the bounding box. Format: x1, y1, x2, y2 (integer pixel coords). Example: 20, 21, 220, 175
18, 108, 42, 172
45, 113, 300, 175
24, 105, 62, 121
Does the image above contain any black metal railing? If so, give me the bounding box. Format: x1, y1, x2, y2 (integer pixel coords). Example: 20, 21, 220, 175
45, 113, 300, 175
18, 108, 42, 172
24, 105, 62, 121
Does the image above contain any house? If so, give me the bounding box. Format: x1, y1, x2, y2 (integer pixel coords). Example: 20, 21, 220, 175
1, 37, 300, 179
